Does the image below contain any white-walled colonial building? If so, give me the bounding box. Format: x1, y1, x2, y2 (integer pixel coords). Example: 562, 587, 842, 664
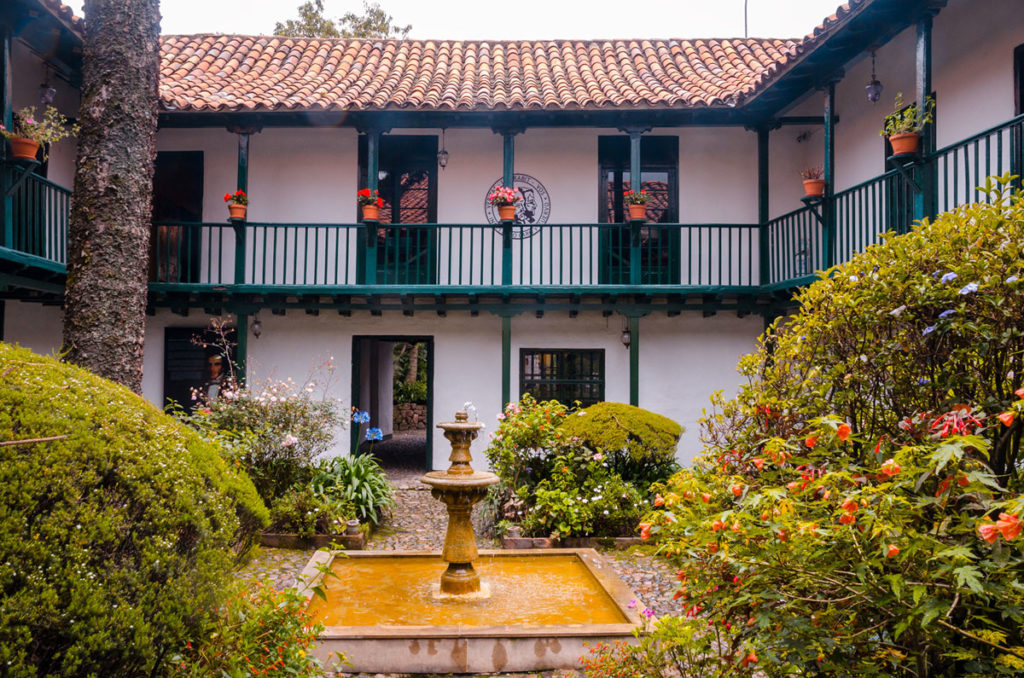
2, 0, 1023, 466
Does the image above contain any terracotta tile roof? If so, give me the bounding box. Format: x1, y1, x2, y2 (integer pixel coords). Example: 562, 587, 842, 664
34, 0, 85, 34
158, 35, 806, 112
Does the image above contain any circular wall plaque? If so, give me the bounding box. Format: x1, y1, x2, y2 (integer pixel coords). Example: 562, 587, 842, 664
484, 173, 551, 239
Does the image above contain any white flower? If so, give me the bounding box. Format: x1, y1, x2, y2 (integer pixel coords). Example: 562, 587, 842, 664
889, 305, 906, 317
282, 434, 298, 448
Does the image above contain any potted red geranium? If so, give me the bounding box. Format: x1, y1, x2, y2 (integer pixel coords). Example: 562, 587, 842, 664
488, 185, 521, 221
800, 166, 825, 198
358, 188, 383, 221
224, 189, 248, 220
624, 189, 648, 221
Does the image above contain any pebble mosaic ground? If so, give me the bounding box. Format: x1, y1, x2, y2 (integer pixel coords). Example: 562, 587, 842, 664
237, 456, 682, 677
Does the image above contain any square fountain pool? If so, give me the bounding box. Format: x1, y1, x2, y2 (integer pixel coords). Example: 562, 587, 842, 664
298, 548, 644, 674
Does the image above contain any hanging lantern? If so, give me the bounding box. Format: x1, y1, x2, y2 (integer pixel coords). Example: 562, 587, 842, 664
437, 128, 449, 169
865, 50, 883, 103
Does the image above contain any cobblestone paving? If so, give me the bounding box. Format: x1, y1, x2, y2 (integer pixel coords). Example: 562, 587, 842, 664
237, 469, 681, 677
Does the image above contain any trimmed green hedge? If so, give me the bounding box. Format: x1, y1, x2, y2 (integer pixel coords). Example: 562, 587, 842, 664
0, 343, 267, 676
558, 402, 682, 461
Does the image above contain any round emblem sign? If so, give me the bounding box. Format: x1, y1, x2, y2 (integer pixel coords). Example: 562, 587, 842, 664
484, 173, 551, 238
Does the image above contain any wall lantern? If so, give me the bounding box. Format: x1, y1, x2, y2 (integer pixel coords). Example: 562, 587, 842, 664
865, 50, 883, 104
250, 315, 263, 339
39, 66, 56, 105
437, 128, 449, 169
620, 321, 631, 350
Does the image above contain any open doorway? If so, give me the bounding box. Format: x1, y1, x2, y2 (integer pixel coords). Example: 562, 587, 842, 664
351, 335, 433, 473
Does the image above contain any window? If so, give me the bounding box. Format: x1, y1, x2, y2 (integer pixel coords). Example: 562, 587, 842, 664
597, 136, 680, 284
163, 326, 236, 410
520, 349, 605, 407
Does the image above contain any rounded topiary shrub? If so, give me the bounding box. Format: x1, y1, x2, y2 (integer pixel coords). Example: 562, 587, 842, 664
0, 343, 267, 676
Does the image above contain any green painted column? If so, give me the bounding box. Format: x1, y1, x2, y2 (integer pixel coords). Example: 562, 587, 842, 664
757, 127, 770, 285
823, 82, 837, 270
232, 132, 249, 285
235, 312, 248, 385
501, 132, 515, 286
629, 316, 639, 406
628, 130, 643, 286
915, 13, 936, 221
363, 129, 381, 285
501, 315, 511, 408
1, 26, 12, 247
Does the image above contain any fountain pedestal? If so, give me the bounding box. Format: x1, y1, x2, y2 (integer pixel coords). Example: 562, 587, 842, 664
420, 411, 498, 596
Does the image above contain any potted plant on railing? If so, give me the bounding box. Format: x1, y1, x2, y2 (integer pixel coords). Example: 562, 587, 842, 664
488, 185, 521, 221
224, 189, 248, 220
624, 189, 648, 221
0, 105, 78, 162
880, 91, 935, 156
358, 188, 383, 221
800, 166, 825, 198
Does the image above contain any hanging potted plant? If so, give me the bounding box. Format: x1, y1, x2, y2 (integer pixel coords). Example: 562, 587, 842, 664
624, 189, 648, 221
0, 105, 78, 162
800, 166, 825, 198
880, 92, 935, 156
488, 185, 521, 221
358, 188, 383, 221
224, 190, 248, 220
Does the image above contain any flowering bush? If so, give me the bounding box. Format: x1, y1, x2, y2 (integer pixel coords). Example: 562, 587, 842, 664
623, 189, 648, 205
0, 105, 78, 146
268, 484, 355, 537
485, 394, 571, 487
357, 188, 384, 207
488, 185, 522, 206
171, 581, 331, 677
639, 179, 1024, 675
223, 189, 248, 205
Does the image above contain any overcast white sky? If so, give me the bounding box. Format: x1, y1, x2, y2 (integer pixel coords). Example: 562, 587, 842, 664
65, 0, 844, 40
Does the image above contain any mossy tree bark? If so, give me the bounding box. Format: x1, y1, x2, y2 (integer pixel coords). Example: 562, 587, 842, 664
63, 0, 161, 393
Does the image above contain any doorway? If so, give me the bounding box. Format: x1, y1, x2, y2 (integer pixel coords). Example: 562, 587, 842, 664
350, 335, 433, 473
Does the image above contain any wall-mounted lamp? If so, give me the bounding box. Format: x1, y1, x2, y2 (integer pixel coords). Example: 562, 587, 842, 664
620, 321, 631, 350
437, 128, 449, 169
250, 315, 263, 339
38, 66, 56, 105
865, 50, 883, 104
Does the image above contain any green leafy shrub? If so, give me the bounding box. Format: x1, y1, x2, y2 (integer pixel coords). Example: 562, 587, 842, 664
268, 485, 355, 538
558, 402, 682, 490
581, 616, 737, 677
643, 179, 1024, 676
171, 581, 331, 677
177, 376, 342, 503
485, 394, 571, 489
394, 380, 427, 404
0, 343, 268, 676
310, 454, 395, 525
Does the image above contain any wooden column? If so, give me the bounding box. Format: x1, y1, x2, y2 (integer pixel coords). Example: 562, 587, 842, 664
501, 315, 511, 408
498, 130, 520, 409
823, 82, 837, 270
915, 12, 936, 221
1, 26, 12, 247
363, 128, 382, 285
757, 126, 770, 285
629, 316, 640, 406
232, 131, 249, 285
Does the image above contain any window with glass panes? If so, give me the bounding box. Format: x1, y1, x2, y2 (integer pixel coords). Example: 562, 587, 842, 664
519, 349, 605, 407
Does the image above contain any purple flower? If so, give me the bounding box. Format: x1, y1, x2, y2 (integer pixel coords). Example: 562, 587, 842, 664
917, 377, 931, 385
627, 599, 637, 609
958, 282, 978, 295
366, 427, 383, 441
1007, 275, 1019, 284
642, 608, 655, 618
922, 325, 937, 336
940, 271, 958, 283
938, 309, 955, 319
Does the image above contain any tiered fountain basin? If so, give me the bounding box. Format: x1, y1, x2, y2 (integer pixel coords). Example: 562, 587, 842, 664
298, 547, 644, 674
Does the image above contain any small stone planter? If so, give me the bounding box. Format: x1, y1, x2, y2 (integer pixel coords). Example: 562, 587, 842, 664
260, 531, 365, 550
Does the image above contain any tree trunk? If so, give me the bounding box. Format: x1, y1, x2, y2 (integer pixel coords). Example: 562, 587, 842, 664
405, 343, 419, 384
63, 0, 161, 393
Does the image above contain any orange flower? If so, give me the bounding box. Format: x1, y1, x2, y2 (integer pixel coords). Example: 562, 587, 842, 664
777, 529, 789, 541
712, 519, 725, 532
753, 457, 765, 471
805, 434, 818, 448
998, 411, 1016, 427
935, 477, 952, 497
880, 458, 901, 476
886, 544, 900, 558
997, 513, 1021, 541
701, 492, 711, 503
731, 484, 743, 497
739, 651, 758, 667
1015, 387, 1024, 399
957, 474, 970, 487
731, 521, 741, 533
837, 423, 852, 441
639, 523, 651, 540
978, 521, 999, 544
839, 513, 856, 525
841, 498, 858, 513
654, 494, 665, 507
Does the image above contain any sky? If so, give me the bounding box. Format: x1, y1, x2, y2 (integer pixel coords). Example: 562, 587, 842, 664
64, 0, 845, 40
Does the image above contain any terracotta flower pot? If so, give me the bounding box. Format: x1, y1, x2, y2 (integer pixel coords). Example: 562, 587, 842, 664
888, 132, 920, 156
497, 204, 516, 221
362, 204, 380, 221
228, 203, 247, 220
802, 179, 826, 198
628, 203, 647, 221
8, 136, 40, 161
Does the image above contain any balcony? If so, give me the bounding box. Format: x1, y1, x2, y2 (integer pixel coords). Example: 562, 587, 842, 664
3, 113, 1023, 312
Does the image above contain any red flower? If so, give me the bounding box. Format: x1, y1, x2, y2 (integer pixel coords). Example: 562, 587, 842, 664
839, 513, 856, 525
753, 457, 765, 471
880, 458, 901, 476
639, 522, 651, 540
837, 423, 852, 441
701, 492, 711, 503
978, 521, 999, 544
731, 484, 743, 497
358, 188, 371, 197
654, 494, 665, 507
739, 651, 758, 667
376, 197, 384, 207
841, 498, 858, 513
223, 192, 232, 202
997, 513, 1021, 541
935, 477, 952, 497
998, 411, 1016, 427
1015, 387, 1024, 399
234, 190, 246, 197
805, 434, 818, 448
957, 474, 970, 487
711, 519, 725, 532
886, 544, 900, 558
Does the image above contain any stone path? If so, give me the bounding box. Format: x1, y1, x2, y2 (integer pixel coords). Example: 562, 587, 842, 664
237, 467, 683, 677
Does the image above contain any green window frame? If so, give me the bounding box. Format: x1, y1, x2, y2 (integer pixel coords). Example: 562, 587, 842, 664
519, 348, 605, 407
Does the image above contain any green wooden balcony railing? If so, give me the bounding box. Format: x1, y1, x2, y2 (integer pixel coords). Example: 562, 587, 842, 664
4, 169, 71, 265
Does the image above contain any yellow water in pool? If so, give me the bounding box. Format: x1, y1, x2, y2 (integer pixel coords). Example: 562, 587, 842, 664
307, 554, 628, 627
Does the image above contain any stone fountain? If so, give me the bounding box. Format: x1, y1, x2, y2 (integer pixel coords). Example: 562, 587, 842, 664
420, 411, 498, 597
297, 409, 644, 674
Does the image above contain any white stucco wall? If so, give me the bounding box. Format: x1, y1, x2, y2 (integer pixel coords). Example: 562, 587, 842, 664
2, 301, 63, 355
